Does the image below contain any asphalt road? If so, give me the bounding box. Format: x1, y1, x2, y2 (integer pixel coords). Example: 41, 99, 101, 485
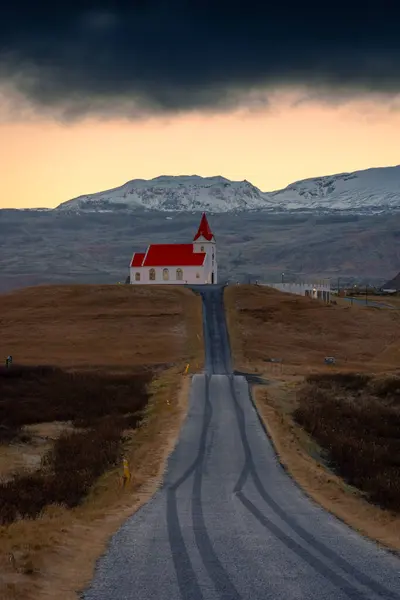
341, 297, 396, 309
83, 285, 400, 600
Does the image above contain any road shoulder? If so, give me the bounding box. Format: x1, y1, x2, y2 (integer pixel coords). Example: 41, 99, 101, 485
252, 381, 400, 554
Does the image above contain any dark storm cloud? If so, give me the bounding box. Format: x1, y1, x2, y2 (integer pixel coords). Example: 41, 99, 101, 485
1, 0, 400, 118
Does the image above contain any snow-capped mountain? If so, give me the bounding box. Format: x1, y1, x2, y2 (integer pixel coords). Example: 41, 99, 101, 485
56, 175, 272, 213
55, 166, 400, 214
267, 165, 400, 213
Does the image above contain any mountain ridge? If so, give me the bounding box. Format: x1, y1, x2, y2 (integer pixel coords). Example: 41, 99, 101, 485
56, 175, 272, 213
50, 164, 400, 214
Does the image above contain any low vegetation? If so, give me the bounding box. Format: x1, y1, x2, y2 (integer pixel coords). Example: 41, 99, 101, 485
295, 373, 400, 512
0, 366, 151, 524
0, 365, 151, 440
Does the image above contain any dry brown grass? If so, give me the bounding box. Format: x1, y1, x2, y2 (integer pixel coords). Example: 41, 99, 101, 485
225, 284, 400, 551
0, 284, 204, 599
0, 284, 201, 368
225, 284, 400, 375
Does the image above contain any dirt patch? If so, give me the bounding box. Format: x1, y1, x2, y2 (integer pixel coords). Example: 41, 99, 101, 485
0, 422, 76, 482
225, 284, 400, 551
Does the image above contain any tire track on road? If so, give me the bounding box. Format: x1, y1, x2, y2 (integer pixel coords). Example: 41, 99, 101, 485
167, 375, 241, 599
166, 377, 211, 600
192, 376, 242, 600
230, 376, 400, 600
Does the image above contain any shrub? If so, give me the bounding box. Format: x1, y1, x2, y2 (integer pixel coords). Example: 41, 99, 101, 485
0, 365, 153, 523
305, 372, 371, 391
0, 420, 123, 524
295, 374, 400, 511
0, 366, 152, 436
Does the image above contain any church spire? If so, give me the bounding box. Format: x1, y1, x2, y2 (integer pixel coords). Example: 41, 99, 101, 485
193, 213, 214, 242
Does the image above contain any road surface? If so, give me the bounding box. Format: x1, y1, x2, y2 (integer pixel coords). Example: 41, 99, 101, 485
83, 285, 400, 600
341, 297, 396, 309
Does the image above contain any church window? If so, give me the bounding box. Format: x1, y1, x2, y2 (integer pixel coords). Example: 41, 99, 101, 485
201, 246, 204, 252
135, 272, 140, 281
196, 272, 200, 279
163, 268, 169, 281
149, 268, 156, 281
176, 268, 183, 281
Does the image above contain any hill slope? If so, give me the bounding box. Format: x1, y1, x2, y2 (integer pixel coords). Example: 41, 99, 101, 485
0, 284, 201, 367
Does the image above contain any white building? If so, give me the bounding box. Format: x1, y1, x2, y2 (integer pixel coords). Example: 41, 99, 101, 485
264, 281, 331, 302
129, 213, 217, 285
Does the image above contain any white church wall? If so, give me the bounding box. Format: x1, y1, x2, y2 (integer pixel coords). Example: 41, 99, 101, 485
130, 265, 211, 285
193, 238, 217, 283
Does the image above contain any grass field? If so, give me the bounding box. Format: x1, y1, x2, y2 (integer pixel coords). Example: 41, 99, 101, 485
0, 284, 203, 600
225, 284, 400, 375
225, 284, 400, 551
0, 284, 201, 367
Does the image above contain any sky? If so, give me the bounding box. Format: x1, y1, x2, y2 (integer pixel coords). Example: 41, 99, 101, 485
1, 1, 400, 209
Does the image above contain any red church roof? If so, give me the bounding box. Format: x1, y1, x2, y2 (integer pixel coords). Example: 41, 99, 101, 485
193, 213, 214, 242
131, 244, 206, 267
130, 214, 213, 268
130, 252, 145, 267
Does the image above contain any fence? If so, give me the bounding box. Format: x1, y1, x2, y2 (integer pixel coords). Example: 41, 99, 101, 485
262, 282, 331, 303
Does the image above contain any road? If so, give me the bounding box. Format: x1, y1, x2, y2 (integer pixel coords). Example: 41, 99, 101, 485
341, 297, 396, 309
83, 285, 400, 600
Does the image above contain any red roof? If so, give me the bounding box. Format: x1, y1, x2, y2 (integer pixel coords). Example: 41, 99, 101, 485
130, 252, 145, 267
193, 213, 214, 242
131, 244, 206, 267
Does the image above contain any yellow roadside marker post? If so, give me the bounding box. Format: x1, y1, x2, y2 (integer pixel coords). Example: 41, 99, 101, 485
122, 458, 131, 487
184, 363, 190, 375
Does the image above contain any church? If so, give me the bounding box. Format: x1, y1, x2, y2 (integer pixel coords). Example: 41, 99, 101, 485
129, 213, 217, 285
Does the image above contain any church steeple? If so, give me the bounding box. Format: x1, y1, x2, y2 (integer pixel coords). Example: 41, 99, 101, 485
193, 213, 214, 242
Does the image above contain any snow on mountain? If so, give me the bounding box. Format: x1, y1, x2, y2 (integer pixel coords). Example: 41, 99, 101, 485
56, 175, 273, 213
266, 165, 400, 212
55, 166, 400, 214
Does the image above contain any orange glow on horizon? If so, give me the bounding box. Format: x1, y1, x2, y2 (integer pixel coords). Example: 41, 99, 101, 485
1, 97, 400, 208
